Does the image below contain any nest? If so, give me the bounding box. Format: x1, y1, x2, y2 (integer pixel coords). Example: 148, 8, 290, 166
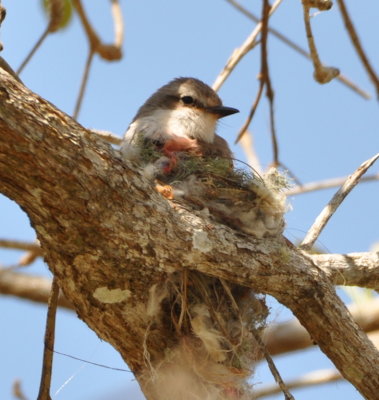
138, 137, 289, 238
142, 271, 268, 399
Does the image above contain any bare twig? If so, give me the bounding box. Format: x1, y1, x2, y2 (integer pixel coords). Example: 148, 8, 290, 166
0, 239, 41, 252
336, 0, 379, 98
17, 0, 68, 74
212, 0, 284, 92
258, 329, 379, 397
72, 0, 123, 61
0, 2, 6, 26
111, 0, 124, 48
0, 270, 73, 309
251, 326, 295, 400
17, 28, 50, 75
225, 0, 370, 99
73, 50, 95, 120
254, 369, 341, 398
72, 0, 124, 118
235, 0, 277, 146
301, 1, 339, 84
37, 277, 60, 400
300, 153, 379, 250
234, 81, 264, 143
18, 250, 41, 266
13, 380, 28, 400
238, 130, 262, 173
260, 0, 278, 166
0, 239, 42, 267
286, 172, 379, 195
264, 295, 379, 356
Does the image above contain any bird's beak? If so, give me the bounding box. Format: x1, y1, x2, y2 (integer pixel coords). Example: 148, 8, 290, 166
206, 105, 239, 119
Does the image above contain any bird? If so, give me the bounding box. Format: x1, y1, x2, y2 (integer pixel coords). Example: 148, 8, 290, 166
121, 77, 286, 238
121, 77, 238, 172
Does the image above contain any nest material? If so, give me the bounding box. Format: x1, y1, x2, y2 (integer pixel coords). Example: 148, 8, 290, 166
138, 137, 288, 237
142, 271, 268, 399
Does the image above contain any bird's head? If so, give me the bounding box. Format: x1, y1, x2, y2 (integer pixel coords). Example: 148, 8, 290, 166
128, 77, 239, 143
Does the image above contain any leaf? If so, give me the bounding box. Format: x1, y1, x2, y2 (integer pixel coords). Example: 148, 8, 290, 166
41, 0, 73, 31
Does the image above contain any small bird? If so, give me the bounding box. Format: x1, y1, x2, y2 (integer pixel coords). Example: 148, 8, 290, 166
121, 77, 286, 238
121, 77, 238, 172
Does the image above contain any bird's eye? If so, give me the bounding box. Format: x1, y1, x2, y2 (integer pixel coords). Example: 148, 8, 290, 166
181, 96, 194, 105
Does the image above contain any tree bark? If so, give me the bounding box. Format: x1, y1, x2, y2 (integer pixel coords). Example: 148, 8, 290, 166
0, 69, 378, 398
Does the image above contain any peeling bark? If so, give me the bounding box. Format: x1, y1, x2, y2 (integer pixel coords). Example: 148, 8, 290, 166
0, 69, 378, 398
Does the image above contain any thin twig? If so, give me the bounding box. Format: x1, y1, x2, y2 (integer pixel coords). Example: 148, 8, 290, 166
72, 0, 124, 118
235, 79, 264, 143
301, 1, 339, 84
254, 369, 340, 398
235, 0, 280, 166
17, 0, 67, 74
0, 239, 41, 252
260, 0, 278, 166
238, 130, 262, 173
336, 0, 379, 98
73, 0, 123, 60
13, 380, 28, 400
212, 0, 284, 92
17, 28, 49, 75
111, 0, 124, 48
225, 0, 370, 99
251, 327, 295, 400
73, 50, 94, 120
0, 2, 6, 26
0, 270, 73, 309
287, 172, 379, 195
37, 277, 60, 400
300, 153, 379, 250
0, 239, 42, 266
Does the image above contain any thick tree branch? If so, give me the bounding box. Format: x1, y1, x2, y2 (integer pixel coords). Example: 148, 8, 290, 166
0, 69, 379, 398
2, 265, 379, 357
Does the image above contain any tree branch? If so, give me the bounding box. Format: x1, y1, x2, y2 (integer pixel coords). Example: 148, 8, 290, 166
0, 270, 73, 309
1, 69, 379, 398
301, 153, 379, 250
3, 268, 379, 358
312, 251, 379, 290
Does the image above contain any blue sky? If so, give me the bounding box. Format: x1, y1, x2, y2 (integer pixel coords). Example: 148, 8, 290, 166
1, 1, 378, 399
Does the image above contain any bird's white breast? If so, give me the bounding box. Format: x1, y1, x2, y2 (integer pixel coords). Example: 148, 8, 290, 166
124, 107, 217, 144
